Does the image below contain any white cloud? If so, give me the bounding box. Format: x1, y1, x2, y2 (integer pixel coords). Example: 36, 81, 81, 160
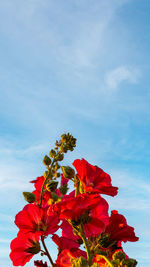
105, 66, 140, 90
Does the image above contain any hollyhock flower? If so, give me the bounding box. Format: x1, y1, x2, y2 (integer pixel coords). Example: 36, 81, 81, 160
34, 260, 48, 267
56, 249, 87, 267
15, 203, 59, 236
49, 193, 109, 237
73, 158, 118, 196
104, 210, 139, 244
10, 233, 40, 266
52, 234, 80, 251
48, 193, 105, 220
84, 197, 109, 237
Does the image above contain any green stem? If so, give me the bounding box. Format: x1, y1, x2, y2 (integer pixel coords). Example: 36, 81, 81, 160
40, 179, 48, 207
75, 182, 79, 197
41, 236, 55, 267
40, 160, 55, 207
79, 224, 93, 266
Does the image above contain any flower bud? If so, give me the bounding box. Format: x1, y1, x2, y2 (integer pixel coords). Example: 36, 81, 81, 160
59, 184, 69, 195
43, 155, 51, 166
61, 134, 67, 142
122, 258, 137, 267
44, 170, 52, 180
46, 181, 58, 192
60, 145, 68, 153
112, 251, 126, 261
61, 166, 75, 179
23, 192, 36, 203
49, 149, 56, 158
56, 152, 64, 161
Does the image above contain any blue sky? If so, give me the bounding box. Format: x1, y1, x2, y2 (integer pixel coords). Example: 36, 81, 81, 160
0, 0, 150, 266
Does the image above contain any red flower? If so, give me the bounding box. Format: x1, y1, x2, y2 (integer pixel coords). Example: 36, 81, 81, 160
56, 249, 86, 267
49, 193, 104, 220
15, 203, 59, 236
104, 210, 139, 243
10, 233, 40, 266
49, 193, 108, 237
84, 197, 109, 237
73, 158, 118, 196
34, 260, 48, 267
52, 234, 80, 251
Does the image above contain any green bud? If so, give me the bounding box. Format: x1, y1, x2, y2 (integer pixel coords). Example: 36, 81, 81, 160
61, 166, 75, 179
59, 184, 69, 195
23, 192, 36, 203
46, 181, 58, 192
112, 251, 126, 261
44, 170, 53, 180
61, 134, 67, 142
60, 145, 68, 153
122, 258, 137, 267
49, 149, 56, 158
56, 152, 64, 161
51, 192, 59, 202
54, 163, 60, 170
43, 155, 51, 166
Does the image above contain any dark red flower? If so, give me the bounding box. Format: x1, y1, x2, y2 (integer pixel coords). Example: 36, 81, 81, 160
104, 210, 139, 243
10, 233, 40, 266
56, 249, 86, 267
15, 203, 59, 236
49, 193, 108, 237
48, 193, 104, 220
84, 197, 109, 237
73, 158, 118, 196
34, 260, 48, 267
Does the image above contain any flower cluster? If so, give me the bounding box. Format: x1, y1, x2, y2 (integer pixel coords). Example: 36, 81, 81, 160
10, 133, 139, 267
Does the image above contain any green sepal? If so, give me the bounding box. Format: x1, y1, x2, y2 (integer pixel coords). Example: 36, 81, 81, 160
23, 192, 36, 203
43, 155, 51, 166
61, 166, 75, 179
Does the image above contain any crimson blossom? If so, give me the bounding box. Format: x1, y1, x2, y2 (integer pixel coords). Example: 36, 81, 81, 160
10, 233, 40, 266
104, 210, 139, 244
15, 203, 59, 236
48, 193, 109, 237
73, 158, 118, 196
